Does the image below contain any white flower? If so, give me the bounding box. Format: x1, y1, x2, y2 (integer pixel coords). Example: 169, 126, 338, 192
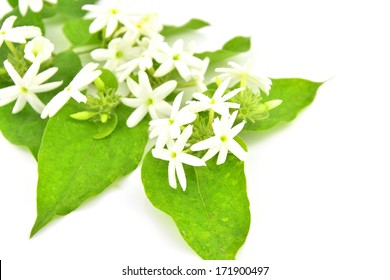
154, 39, 204, 81
190, 57, 209, 93
82, 1, 135, 38
133, 13, 162, 38
149, 92, 197, 148
0, 16, 41, 47
152, 125, 206, 190
191, 111, 247, 165
0, 60, 62, 114
91, 32, 138, 71
19, 0, 57, 16
187, 78, 243, 115
120, 71, 177, 127
24, 36, 54, 63
41, 63, 102, 118
215, 61, 272, 95
116, 35, 164, 82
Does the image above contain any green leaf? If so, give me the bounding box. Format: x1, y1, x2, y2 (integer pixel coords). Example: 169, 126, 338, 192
142, 152, 250, 260
56, 0, 98, 18
62, 19, 100, 46
195, 36, 251, 63
244, 78, 323, 131
94, 112, 118, 139
161, 18, 210, 37
98, 68, 118, 91
30, 103, 149, 237
0, 51, 81, 158
7, 0, 18, 8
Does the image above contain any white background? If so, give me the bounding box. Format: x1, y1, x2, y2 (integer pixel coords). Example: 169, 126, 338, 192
1, 0, 390, 279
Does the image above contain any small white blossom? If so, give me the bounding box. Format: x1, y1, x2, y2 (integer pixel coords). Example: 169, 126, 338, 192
191, 111, 247, 165
152, 125, 206, 190
149, 92, 197, 148
187, 78, 243, 115
0, 16, 41, 47
121, 71, 177, 127
82, 1, 135, 38
19, 0, 57, 16
154, 39, 204, 81
0, 60, 62, 114
215, 61, 272, 95
24, 36, 54, 63
91, 32, 138, 71
190, 57, 209, 93
116, 35, 165, 82
41, 63, 102, 118
133, 13, 162, 38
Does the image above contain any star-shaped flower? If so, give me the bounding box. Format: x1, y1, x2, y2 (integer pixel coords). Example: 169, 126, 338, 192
82, 1, 134, 38
121, 71, 177, 127
191, 111, 247, 165
187, 78, 243, 116
91, 32, 139, 71
0, 60, 62, 114
149, 91, 197, 148
41, 63, 102, 118
215, 61, 272, 95
0, 16, 41, 47
152, 125, 206, 190
154, 39, 204, 81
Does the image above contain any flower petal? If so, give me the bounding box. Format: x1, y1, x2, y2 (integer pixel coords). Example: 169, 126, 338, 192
12, 96, 27, 114
4, 60, 23, 85
153, 80, 177, 100
89, 17, 108, 34
168, 160, 177, 189
25, 93, 45, 113
174, 125, 192, 152
31, 81, 63, 93
179, 153, 205, 167
120, 97, 143, 108
41, 91, 70, 118
227, 139, 247, 161
126, 104, 148, 127
216, 146, 228, 165
175, 161, 186, 191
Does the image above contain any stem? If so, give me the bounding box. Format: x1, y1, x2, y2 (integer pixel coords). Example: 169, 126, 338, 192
5, 41, 20, 59
208, 109, 214, 129
240, 75, 247, 88
177, 81, 197, 88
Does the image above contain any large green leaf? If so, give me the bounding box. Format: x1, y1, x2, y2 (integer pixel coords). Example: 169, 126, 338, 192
30, 103, 149, 237
0, 51, 81, 158
161, 18, 210, 37
63, 19, 101, 46
195, 36, 251, 63
142, 151, 250, 260
56, 0, 98, 18
244, 78, 323, 131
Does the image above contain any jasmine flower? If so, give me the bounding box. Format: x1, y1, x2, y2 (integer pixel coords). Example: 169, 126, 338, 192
41, 63, 102, 118
191, 111, 247, 165
0, 16, 41, 47
149, 92, 197, 148
152, 125, 206, 190
82, 1, 134, 38
187, 78, 243, 115
0, 60, 62, 114
215, 61, 272, 94
121, 71, 177, 127
24, 36, 54, 63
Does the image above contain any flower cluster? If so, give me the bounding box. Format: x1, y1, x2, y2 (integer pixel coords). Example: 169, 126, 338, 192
0, 0, 282, 191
